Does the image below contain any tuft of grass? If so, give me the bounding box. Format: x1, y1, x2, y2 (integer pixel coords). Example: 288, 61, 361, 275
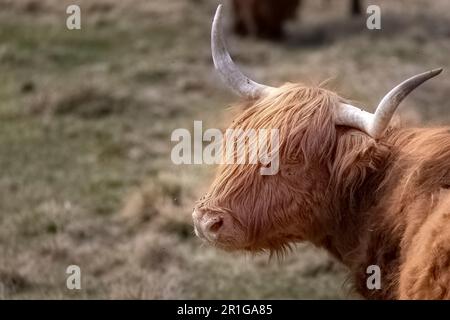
0, 269, 30, 296
160, 219, 193, 240
27, 84, 137, 119
120, 182, 163, 222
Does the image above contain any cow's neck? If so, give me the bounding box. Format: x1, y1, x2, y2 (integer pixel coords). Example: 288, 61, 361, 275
312, 127, 450, 298
310, 136, 405, 298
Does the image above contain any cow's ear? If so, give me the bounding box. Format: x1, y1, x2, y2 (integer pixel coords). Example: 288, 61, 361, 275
329, 129, 391, 200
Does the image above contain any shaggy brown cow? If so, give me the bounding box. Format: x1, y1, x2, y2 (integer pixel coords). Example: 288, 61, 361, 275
232, 0, 362, 39
192, 5, 450, 299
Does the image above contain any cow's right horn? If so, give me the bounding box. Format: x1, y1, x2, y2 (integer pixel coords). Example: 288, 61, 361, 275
211, 5, 274, 99
336, 69, 443, 139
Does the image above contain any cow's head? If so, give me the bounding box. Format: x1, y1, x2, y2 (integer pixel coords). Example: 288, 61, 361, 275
192, 5, 442, 253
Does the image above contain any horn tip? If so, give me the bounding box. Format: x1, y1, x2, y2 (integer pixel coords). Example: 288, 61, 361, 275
426, 68, 443, 77
213, 4, 223, 26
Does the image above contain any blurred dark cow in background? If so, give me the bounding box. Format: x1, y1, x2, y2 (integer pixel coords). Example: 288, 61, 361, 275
232, 0, 362, 39
193, 6, 450, 300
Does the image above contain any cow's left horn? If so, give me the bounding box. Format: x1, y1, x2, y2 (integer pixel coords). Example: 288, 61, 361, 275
211, 5, 274, 99
336, 68, 443, 138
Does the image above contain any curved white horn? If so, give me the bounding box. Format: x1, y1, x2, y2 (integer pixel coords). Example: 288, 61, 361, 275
336, 68, 443, 138
370, 68, 443, 137
211, 5, 273, 99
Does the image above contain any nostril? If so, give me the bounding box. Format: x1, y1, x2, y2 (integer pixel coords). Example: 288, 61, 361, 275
208, 218, 223, 233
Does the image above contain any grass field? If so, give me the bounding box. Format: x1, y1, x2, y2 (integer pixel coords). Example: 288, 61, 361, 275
0, 0, 449, 299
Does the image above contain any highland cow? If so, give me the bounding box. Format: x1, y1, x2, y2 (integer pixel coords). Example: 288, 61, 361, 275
192, 5, 450, 299
232, 0, 362, 39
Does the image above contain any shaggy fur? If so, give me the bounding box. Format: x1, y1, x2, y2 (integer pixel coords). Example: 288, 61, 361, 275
196, 83, 450, 299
